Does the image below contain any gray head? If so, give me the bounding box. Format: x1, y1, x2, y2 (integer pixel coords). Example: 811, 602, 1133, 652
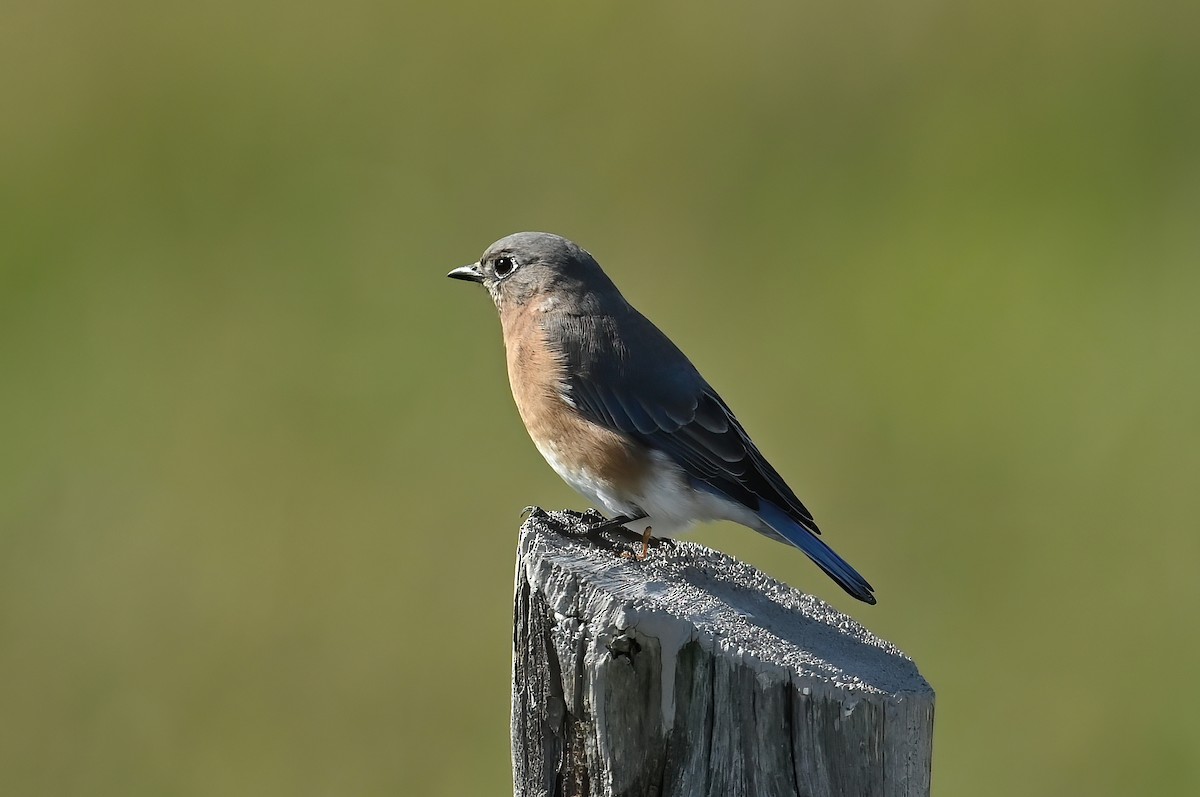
447, 232, 621, 312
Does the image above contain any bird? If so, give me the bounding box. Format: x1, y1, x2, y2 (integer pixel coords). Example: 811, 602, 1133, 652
447, 232, 876, 604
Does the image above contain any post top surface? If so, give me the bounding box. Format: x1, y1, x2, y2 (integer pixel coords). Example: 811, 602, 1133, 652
519, 511, 933, 698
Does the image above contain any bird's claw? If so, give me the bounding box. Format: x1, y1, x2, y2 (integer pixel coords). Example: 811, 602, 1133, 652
581, 508, 607, 524
520, 505, 548, 522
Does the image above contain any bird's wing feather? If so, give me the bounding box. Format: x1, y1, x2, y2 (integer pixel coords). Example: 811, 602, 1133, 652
545, 310, 820, 532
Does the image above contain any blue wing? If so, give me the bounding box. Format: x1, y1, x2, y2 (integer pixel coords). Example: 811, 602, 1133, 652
545, 309, 876, 604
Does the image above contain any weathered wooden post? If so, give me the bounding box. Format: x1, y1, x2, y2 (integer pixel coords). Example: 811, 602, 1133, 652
512, 510, 934, 797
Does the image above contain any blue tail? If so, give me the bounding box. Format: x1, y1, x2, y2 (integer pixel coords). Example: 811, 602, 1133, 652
757, 501, 876, 605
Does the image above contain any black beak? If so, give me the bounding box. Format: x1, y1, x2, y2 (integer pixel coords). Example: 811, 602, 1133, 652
447, 263, 484, 283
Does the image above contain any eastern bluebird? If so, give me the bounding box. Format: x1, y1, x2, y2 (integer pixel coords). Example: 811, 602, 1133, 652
448, 232, 876, 604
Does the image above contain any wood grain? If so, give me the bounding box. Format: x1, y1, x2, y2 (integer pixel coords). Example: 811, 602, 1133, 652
512, 510, 934, 797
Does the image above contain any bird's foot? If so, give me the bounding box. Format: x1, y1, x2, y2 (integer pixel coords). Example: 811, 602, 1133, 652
530, 509, 655, 557
520, 505, 548, 522
620, 527, 654, 561
581, 508, 607, 524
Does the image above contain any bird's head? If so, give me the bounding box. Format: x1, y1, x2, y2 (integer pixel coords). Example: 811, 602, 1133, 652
447, 232, 618, 312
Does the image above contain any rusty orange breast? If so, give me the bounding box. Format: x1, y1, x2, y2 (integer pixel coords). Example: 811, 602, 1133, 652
499, 300, 651, 494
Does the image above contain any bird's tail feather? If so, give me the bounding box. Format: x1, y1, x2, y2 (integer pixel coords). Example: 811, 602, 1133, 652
758, 501, 877, 605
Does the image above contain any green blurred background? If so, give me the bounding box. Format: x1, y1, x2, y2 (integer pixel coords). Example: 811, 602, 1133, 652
2, 1, 1197, 794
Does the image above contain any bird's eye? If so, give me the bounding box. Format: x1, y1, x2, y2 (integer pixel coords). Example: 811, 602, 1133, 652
493, 255, 516, 278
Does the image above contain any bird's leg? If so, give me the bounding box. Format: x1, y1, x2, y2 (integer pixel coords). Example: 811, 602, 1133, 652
621, 526, 654, 561
582, 512, 655, 559
586, 512, 649, 535
638, 526, 653, 560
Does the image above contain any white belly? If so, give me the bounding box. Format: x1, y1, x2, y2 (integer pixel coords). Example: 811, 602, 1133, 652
533, 441, 761, 537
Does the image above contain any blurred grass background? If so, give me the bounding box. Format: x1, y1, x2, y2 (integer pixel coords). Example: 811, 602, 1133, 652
2, 1, 1197, 794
